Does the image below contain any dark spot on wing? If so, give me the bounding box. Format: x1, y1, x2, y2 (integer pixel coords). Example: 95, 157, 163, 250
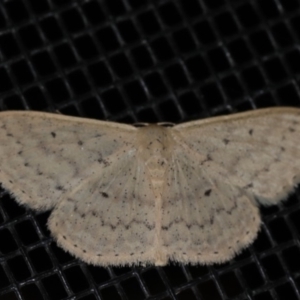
201, 154, 212, 165
289, 127, 295, 132
245, 183, 253, 189
98, 157, 110, 167
78, 140, 83, 146
223, 138, 230, 145
206, 154, 212, 161
204, 189, 212, 196
101, 192, 109, 198
51, 132, 56, 138
249, 129, 253, 135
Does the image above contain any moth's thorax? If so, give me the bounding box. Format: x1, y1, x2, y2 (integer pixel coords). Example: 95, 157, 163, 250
137, 125, 171, 164
137, 125, 172, 194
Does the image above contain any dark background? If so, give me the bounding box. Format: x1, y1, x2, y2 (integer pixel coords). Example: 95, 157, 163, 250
0, 0, 300, 299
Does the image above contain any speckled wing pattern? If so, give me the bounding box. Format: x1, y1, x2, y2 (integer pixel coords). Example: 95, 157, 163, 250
160, 145, 260, 264
48, 151, 158, 266
0, 107, 299, 266
0, 112, 136, 210
174, 107, 300, 204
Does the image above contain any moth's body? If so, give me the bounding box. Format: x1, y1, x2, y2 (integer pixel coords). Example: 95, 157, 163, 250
138, 125, 171, 197
0, 107, 300, 266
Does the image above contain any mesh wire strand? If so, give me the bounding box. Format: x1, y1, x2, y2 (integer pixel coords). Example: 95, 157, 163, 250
0, 0, 300, 299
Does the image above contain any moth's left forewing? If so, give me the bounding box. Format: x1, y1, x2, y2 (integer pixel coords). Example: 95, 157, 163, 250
0, 111, 137, 211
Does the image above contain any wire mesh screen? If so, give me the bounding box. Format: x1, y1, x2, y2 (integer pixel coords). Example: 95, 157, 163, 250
0, 0, 300, 299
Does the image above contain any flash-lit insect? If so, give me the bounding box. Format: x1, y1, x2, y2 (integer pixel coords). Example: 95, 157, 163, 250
0, 107, 299, 266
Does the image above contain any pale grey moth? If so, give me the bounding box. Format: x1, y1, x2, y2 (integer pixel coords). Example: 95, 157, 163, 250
0, 107, 299, 266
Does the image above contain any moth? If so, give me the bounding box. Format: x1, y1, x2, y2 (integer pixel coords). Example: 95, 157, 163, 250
0, 107, 299, 266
